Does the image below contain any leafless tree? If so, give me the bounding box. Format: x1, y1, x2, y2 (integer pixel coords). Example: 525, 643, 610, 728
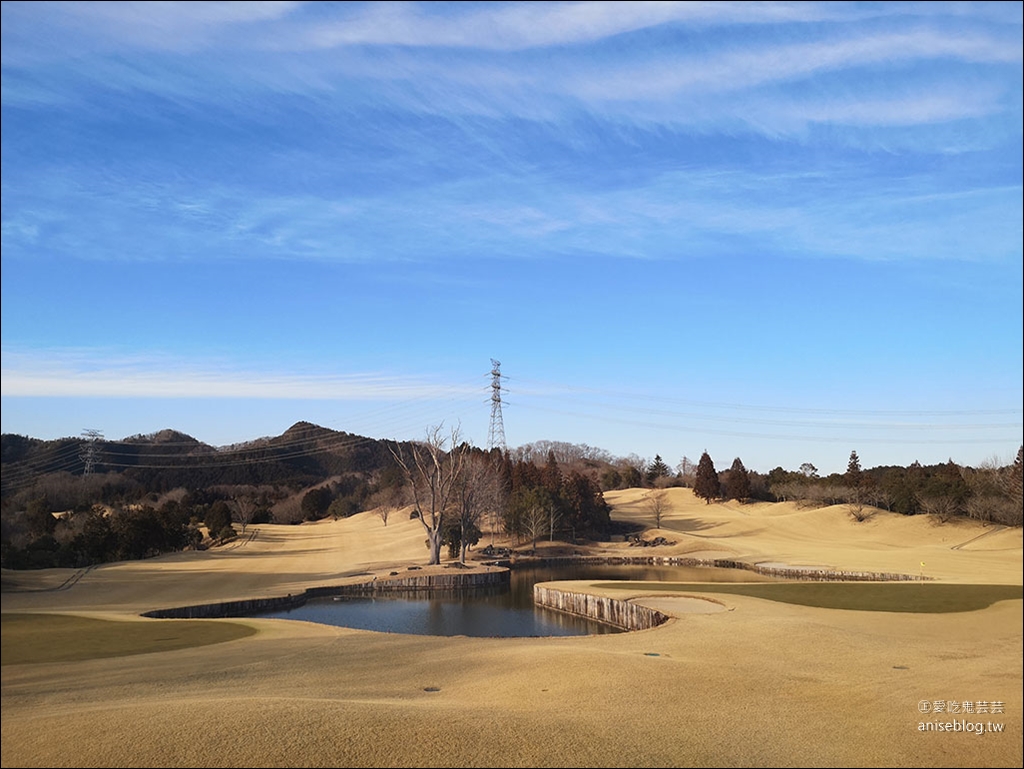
848, 498, 873, 523
919, 494, 960, 523
547, 495, 563, 542
676, 456, 695, 487
770, 481, 801, 503
368, 484, 404, 527
230, 493, 258, 534
865, 487, 892, 512
645, 489, 669, 528
453, 453, 499, 564
510, 440, 614, 464
961, 453, 1022, 526
1002, 447, 1024, 521
389, 424, 469, 565
990, 451, 1022, 524
523, 494, 548, 554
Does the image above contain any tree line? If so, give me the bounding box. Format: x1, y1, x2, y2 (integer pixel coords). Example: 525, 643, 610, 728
665, 447, 1022, 527
1, 425, 613, 570
2, 422, 1020, 570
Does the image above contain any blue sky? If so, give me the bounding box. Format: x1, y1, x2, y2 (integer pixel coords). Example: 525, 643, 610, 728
2, 1, 1022, 476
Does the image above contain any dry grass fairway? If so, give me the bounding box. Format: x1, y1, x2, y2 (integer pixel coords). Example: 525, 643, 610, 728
2, 489, 1021, 768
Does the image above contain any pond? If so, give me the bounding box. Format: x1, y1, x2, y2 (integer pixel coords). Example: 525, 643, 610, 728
253, 562, 776, 638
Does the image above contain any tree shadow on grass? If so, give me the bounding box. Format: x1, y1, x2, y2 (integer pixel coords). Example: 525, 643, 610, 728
1, 613, 256, 665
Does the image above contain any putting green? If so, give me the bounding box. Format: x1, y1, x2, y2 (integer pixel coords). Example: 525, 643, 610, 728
1, 613, 257, 666
592, 581, 1023, 613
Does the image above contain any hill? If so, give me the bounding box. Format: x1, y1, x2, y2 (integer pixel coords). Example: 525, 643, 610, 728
1, 421, 404, 501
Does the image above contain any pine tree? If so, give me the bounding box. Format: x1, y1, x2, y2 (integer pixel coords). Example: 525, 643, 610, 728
694, 451, 720, 504
725, 457, 751, 502
846, 450, 866, 519
646, 454, 670, 483
541, 449, 562, 496
846, 450, 862, 486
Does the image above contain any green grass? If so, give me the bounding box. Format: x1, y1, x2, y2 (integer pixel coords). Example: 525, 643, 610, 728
591, 582, 1023, 613
1, 613, 257, 666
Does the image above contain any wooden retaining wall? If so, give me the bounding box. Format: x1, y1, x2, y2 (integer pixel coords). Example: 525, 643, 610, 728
143, 557, 919, 622
533, 585, 668, 631
143, 594, 305, 619
143, 568, 510, 620
334, 569, 510, 594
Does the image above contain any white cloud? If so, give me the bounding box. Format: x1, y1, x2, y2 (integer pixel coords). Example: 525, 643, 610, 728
5, 1, 1019, 137
296, 1, 840, 52
0, 347, 474, 400
790, 90, 1001, 126
10, 0, 301, 54
570, 29, 1022, 103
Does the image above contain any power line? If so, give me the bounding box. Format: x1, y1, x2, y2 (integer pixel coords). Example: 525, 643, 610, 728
79, 429, 103, 476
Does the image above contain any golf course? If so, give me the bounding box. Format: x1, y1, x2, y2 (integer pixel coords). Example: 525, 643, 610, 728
2, 488, 1021, 767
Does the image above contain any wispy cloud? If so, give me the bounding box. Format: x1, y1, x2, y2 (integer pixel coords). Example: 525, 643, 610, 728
2, 1, 1020, 268
767, 88, 1004, 128
1, 0, 301, 60
5, 2, 1020, 134
2, 1, 845, 59
9, 2, 1020, 61
3, 158, 1018, 265
0, 347, 476, 400
569, 29, 1021, 105
288, 1, 842, 52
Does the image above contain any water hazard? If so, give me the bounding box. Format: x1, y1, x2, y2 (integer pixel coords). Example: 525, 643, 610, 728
253, 563, 775, 638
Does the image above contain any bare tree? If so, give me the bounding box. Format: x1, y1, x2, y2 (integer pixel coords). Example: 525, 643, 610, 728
547, 494, 563, 542
522, 491, 548, 554
230, 493, 258, 535
1005, 447, 1024, 520
866, 487, 892, 513
848, 497, 873, 522
453, 453, 499, 564
676, 456, 695, 487
989, 448, 1023, 525
645, 489, 669, 528
389, 424, 469, 565
368, 484, 404, 527
919, 494, 960, 524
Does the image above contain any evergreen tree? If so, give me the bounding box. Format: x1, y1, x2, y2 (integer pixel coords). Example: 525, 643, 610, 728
541, 450, 562, 496
694, 451, 720, 504
725, 457, 751, 502
560, 471, 611, 536
846, 451, 862, 486
646, 454, 671, 484
845, 450, 864, 511
204, 500, 233, 535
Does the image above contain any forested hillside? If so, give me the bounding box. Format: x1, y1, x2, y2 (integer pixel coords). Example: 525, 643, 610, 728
1, 423, 1020, 571
0, 422, 613, 569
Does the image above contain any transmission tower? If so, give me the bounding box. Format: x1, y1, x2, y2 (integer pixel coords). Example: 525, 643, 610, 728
80, 429, 103, 476
486, 359, 506, 452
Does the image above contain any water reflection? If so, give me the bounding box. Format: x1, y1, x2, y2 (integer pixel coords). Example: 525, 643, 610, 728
255, 563, 771, 637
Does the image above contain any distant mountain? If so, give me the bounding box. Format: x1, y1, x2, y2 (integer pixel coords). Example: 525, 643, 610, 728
0, 422, 405, 499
